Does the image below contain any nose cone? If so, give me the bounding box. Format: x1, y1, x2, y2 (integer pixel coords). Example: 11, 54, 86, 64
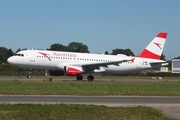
7, 57, 15, 64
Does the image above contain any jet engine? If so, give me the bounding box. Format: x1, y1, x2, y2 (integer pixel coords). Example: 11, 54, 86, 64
64, 66, 83, 76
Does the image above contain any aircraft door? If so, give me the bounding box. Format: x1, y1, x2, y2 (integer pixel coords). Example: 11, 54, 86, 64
30, 51, 35, 62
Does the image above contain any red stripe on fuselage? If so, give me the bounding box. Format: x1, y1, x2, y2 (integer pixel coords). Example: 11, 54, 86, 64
136, 49, 160, 59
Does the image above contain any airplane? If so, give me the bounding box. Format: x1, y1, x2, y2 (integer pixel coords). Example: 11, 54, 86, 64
7, 32, 168, 81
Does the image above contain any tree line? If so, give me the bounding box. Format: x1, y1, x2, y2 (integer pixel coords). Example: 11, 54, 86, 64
48, 42, 135, 56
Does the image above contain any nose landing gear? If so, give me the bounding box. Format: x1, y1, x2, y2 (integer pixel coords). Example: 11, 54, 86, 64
27, 69, 33, 79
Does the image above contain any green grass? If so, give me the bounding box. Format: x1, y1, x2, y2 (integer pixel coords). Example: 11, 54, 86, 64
0, 104, 173, 120
0, 81, 180, 96
0, 79, 179, 120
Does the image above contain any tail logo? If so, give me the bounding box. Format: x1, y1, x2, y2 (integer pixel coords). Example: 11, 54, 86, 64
153, 42, 162, 49
136, 32, 167, 59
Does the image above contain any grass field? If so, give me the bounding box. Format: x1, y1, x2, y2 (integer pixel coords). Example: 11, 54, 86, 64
0, 104, 174, 120
0, 80, 180, 96
0, 77, 180, 120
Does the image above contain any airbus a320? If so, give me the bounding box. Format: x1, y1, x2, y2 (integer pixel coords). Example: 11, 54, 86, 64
7, 32, 168, 81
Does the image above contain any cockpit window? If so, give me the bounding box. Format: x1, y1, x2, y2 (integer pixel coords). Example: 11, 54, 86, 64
14, 54, 24, 57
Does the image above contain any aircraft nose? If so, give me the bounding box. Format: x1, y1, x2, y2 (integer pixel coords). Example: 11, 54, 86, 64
7, 57, 15, 64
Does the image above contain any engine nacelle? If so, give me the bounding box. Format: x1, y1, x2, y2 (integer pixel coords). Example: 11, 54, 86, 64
49, 70, 64, 76
64, 66, 83, 76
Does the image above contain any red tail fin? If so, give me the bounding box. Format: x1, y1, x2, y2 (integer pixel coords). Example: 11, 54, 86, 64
136, 32, 167, 59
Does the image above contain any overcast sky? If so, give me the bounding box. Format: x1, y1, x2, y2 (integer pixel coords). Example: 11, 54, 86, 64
0, 0, 180, 60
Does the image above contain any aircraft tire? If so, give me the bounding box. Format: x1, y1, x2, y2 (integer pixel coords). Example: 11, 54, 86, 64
76, 75, 83, 81
27, 75, 31, 79
87, 75, 94, 81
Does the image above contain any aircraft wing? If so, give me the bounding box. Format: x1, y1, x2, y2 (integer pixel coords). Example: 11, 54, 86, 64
68, 59, 132, 72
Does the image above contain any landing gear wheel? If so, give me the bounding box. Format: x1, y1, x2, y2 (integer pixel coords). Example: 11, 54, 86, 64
27, 68, 33, 79
76, 75, 83, 81
27, 75, 31, 79
87, 75, 94, 81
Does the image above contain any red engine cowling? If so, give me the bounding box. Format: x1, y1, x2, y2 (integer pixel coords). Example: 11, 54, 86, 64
64, 66, 83, 76
49, 70, 64, 76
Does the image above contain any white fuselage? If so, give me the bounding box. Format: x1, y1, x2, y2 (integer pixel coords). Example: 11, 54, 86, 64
7, 50, 166, 74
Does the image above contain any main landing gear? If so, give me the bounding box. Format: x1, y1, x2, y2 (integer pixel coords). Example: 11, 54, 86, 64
76, 75, 94, 81
76, 75, 83, 80
87, 75, 94, 81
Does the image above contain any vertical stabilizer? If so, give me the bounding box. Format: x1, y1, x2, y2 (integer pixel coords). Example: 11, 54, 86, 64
136, 32, 167, 59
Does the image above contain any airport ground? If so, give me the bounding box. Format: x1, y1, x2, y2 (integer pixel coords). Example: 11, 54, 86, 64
1, 75, 180, 81
0, 75, 180, 119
